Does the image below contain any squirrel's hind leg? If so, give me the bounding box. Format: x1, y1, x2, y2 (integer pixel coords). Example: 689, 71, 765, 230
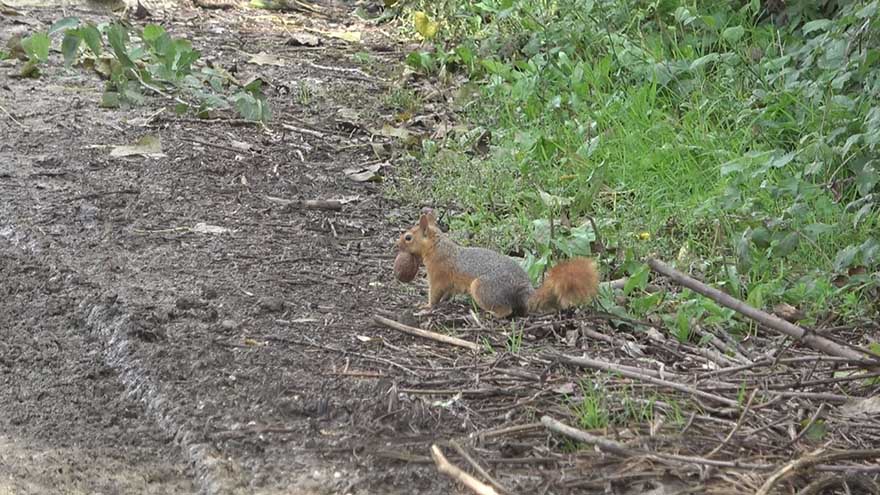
469, 278, 516, 318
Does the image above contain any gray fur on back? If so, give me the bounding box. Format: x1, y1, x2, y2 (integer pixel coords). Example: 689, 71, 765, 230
454, 247, 532, 285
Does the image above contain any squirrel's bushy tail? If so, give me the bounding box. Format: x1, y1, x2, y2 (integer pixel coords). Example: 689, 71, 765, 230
527, 258, 599, 313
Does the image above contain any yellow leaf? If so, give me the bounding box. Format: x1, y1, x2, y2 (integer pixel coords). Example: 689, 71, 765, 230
413, 11, 438, 39
327, 30, 361, 43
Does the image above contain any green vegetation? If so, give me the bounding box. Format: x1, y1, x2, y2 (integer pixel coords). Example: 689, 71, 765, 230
13, 17, 269, 121
393, 0, 880, 333
572, 379, 657, 430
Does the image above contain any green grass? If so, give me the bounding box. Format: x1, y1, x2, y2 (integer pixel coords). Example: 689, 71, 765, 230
390, 0, 880, 330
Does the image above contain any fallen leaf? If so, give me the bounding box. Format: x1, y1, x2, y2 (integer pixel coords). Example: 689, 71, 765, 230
335, 107, 361, 129
287, 32, 320, 47
191, 222, 230, 234
344, 162, 385, 182
326, 30, 361, 43
247, 51, 284, 67
413, 11, 439, 39
355, 335, 372, 342
110, 135, 164, 158
370, 124, 414, 141
551, 382, 576, 395
840, 396, 880, 418
773, 302, 806, 323
230, 140, 252, 151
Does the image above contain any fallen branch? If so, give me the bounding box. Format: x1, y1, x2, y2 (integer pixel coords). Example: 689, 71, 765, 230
546, 353, 739, 407
430, 444, 499, 495
281, 122, 326, 139
540, 415, 771, 470
797, 473, 880, 495
647, 258, 870, 362
450, 441, 511, 495
755, 449, 880, 495
373, 315, 481, 352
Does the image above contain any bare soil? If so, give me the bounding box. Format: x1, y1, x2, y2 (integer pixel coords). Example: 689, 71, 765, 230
1, 2, 451, 493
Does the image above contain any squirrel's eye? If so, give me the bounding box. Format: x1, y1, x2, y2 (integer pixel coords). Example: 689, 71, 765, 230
404, 233, 413, 242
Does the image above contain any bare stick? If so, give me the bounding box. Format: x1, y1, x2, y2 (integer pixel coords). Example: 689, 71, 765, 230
374, 315, 481, 352
430, 445, 499, 495
601, 277, 661, 293
0, 103, 26, 128
450, 441, 511, 495
757, 449, 880, 495
647, 258, 869, 361
281, 122, 326, 139
547, 352, 740, 407
541, 416, 773, 470
705, 389, 758, 458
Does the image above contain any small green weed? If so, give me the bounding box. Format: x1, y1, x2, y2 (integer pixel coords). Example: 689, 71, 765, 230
573, 379, 610, 430
505, 322, 522, 354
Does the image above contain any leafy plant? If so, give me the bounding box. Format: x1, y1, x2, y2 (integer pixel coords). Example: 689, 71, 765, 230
395, 0, 880, 323
20, 17, 271, 122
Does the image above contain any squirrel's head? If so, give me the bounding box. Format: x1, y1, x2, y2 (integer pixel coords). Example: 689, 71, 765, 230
398, 212, 440, 255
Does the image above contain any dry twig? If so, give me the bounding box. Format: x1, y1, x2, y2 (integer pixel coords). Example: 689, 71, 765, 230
431, 444, 499, 495
374, 315, 481, 352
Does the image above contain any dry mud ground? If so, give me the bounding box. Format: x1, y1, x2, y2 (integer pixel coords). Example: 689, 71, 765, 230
3, 2, 880, 495
0, 2, 459, 494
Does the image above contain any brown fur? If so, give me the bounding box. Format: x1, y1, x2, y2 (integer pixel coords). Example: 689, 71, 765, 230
527, 258, 599, 312
398, 212, 599, 317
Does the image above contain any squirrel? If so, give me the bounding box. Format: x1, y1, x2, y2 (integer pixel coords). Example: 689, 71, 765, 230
397, 212, 599, 318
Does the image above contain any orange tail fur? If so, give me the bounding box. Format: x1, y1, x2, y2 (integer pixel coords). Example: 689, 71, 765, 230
528, 258, 599, 312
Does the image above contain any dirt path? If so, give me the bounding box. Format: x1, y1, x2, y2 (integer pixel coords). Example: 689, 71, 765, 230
0, 3, 449, 494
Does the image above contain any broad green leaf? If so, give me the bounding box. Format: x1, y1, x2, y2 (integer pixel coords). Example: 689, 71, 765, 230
80, 24, 102, 56
142, 24, 166, 43
768, 151, 795, 169
107, 24, 134, 68
772, 231, 799, 257
853, 203, 874, 229
802, 19, 832, 34
100, 91, 120, 108
690, 53, 719, 71
538, 189, 573, 209
833, 245, 859, 272
752, 226, 771, 249
234, 91, 270, 122
48, 16, 79, 36
22, 32, 50, 62
61, 30, 81, 66
802, 223, 833, 239
623, 264, 649, 295
803, 420, 827, 442
855, 160, 878, 197
531, 218, 551, 246
721, 26, 745, 44
856, 1, 878, 18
